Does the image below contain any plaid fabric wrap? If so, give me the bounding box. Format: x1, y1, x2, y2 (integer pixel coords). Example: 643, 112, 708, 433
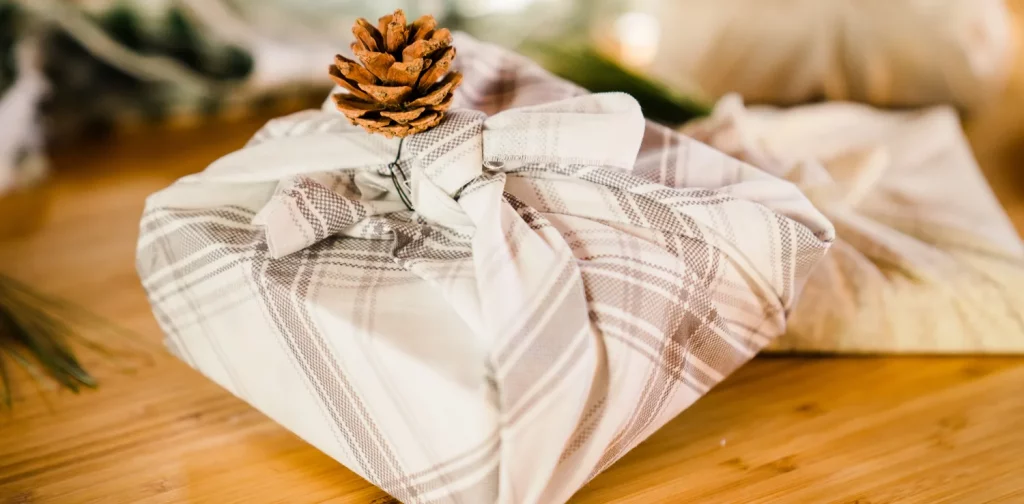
136, 34, 834, 504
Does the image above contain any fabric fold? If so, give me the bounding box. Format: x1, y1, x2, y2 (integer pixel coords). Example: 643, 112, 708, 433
137, 34, 834, 504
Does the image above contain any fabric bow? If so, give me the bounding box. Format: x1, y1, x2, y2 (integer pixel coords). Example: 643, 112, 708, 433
192, 93, 646, 259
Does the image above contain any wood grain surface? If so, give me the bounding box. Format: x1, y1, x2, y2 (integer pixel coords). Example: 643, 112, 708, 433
3, 16, 1024, 504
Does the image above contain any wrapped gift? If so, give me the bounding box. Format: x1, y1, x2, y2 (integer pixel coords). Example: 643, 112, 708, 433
683, 95, 1024, 354
137, 33, 833, 503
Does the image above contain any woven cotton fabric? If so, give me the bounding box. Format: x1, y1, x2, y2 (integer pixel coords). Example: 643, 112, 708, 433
137, 35, 833, 503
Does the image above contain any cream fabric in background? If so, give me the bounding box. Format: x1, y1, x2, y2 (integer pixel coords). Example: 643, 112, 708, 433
647, 0, 1016, 110
683, 95, 1024, 354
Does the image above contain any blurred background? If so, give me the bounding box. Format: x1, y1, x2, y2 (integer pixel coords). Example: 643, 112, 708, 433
1, 2, 1024, 501
1, 0, 1020, 195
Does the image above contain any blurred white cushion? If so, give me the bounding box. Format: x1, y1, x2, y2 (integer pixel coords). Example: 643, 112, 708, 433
646, 0, 1016, 109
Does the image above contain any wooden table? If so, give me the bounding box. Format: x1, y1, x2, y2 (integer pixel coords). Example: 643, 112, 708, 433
3, 31, 1024, 504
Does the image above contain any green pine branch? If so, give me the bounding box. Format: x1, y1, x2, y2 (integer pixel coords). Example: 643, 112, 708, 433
522, 40, 711, 126
0, 274, 96, 408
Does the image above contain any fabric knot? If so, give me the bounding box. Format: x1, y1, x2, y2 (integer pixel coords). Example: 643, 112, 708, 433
198, 93, 646, 258
402, 109, 488, 229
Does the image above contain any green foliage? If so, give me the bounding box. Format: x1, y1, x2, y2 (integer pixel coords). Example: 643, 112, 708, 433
523, 40, 711, 126
0, 2, 19, 94
0, 275, 96, 408
165, 8, 203, 73
216, 46, 254, 81
101, 4, 145, 51
39, 2, 256, 142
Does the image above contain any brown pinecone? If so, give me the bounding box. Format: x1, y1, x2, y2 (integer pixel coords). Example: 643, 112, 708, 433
329, 9, 463, 138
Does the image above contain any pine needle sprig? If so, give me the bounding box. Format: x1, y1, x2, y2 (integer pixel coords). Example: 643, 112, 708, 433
0, 274, 97, 408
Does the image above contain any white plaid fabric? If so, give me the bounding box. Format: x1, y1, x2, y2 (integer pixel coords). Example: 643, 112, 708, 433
684, 94, 1024, 354
136, 35, 834, 503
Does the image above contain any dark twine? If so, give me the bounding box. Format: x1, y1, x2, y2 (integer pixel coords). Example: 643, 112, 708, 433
388, 138, 413, 211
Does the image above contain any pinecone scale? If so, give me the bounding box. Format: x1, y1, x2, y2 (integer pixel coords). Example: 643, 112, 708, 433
330, 9, 462, 138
